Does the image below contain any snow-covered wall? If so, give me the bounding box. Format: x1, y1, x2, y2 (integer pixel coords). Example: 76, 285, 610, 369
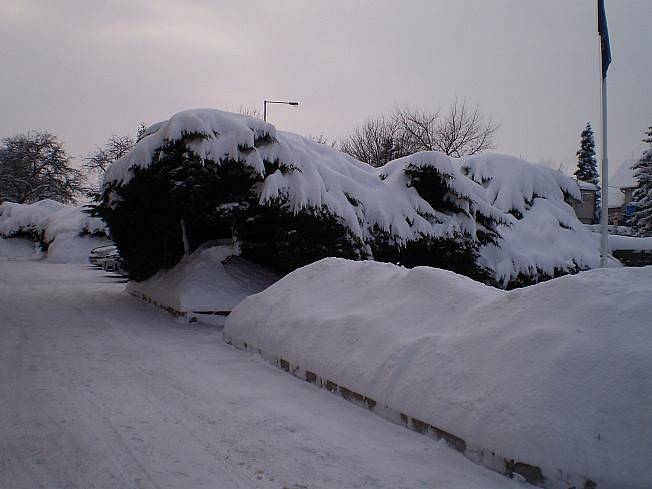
102, 108, 601, 286
225, 258, 652, 489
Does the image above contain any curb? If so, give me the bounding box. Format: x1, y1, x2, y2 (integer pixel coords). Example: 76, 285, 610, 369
223, 332, 600, 489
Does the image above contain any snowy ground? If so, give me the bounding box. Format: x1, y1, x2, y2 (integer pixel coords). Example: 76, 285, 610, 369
0, 258, 528, 489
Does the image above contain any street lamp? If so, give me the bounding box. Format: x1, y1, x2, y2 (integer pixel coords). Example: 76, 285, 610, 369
263, 100, 299, 122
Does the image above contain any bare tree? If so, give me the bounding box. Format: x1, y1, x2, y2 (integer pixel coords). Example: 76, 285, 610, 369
0, 131, 84, 204
340, 100, 499, 166
339, 115, 411, 167
236, 105, 262, 119
432, 100, 499, 157
304, 134, 339, 148
393, 106, 440, 154
83, 135, 135, 177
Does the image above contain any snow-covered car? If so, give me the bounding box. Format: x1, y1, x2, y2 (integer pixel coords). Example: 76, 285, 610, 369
88, 244, 122, 272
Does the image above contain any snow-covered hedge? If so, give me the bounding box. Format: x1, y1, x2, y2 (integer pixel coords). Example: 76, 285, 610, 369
224, 258, 652, 489
0, 199, 109, 262
99, 108, 600, 286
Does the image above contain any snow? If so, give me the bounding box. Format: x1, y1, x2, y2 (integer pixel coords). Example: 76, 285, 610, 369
458, 154, 600, 284
585, 224, 634, 236
104, 108, 274, 187
577, 180, 598, 191
608, 187, 625, 209
0, 200, 109, 263
46, 234, 112, 264
105, 110, 497, 246
225, 258, 652, 489
0, 257, 529, 489
104, 108, 601, 285
605, 234, 652, 251
610, 159, 638, 189
607, 159, 639, 209
127, 243, 279, 321
0, 236, 37, 259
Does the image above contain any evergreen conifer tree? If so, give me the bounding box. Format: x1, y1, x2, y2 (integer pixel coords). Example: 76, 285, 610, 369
574, 122, 600, 220
630, 125, 652, 237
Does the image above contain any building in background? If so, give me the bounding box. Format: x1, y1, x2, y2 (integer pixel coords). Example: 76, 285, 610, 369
608, 159, 639, 225
573, 181, 598, 224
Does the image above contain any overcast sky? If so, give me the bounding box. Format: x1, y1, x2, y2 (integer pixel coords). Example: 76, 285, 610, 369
1, 0, 650, 175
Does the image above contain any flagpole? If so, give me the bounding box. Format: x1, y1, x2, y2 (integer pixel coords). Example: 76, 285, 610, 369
597, 0, 611, 268
600, 75, 608, 267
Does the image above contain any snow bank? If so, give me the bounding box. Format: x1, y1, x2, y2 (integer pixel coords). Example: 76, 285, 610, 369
0, 236, 37, 259
128, 243, 279, 323
458, 154, 601, 284
225, 258, 652, 489
0, 200, 109, 263
606, 234, 652, 251
103, 108, 601, 285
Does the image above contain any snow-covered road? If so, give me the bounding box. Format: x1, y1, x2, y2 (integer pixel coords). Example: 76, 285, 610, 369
0, 259, 524, 489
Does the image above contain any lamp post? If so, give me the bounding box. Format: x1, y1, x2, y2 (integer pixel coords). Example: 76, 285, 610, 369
263, 100, 299, 122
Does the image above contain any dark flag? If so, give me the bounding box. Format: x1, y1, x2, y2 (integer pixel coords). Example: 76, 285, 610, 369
598, 0, 612, 78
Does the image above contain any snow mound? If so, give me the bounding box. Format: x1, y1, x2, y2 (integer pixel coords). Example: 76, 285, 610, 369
225, 258, 652, 489
128, 244, 279, 322
458, 154, 600, 284
0, 236, 37, 259
606, 234, 652, 251
0, 200, 109, 263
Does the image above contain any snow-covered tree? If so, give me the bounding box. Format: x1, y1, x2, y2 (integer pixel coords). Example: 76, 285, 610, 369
630, 125, 652, 237
574, 123, 600, 219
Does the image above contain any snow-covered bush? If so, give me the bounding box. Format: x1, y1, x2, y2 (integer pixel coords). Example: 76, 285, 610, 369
0, 199, 109, 262
458, 154, 602, 287
98, 108, 599, 286
0, 199, 107, 243
99, 109, 502, 282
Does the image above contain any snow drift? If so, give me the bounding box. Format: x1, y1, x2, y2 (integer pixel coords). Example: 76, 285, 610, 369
0, 200, 109, 263
224, 258, 652, 489
605, 234, 652, 251
128, 243, 279, 324
0, 236, 36, 259
100, 108, 600, 286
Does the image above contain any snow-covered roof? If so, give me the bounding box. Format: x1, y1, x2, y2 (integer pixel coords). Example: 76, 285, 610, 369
610, 159, 638, 189
608, 186, 625, 209
577, 180, 598, 191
